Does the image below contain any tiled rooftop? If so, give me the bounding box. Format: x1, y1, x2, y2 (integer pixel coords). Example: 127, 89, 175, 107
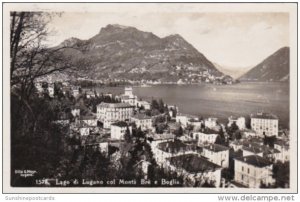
132, 113, 152, 120
167, 154, 221, 173
97, 102, 133, 108
204, 144, 229, 152
234, 155, 272, 168
111, 121, 129, 127
251, 112, 278, 120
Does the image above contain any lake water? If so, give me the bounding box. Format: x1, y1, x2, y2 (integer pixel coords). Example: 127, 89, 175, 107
91, 82, 290, 128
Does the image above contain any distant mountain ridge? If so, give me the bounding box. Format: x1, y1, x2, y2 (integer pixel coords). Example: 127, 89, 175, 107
239, 47, 289, 82
213, 63, 252, 79
58, 24, 230, 83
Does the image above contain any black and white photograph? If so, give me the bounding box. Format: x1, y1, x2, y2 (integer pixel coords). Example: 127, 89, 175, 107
2, 2, 298, 194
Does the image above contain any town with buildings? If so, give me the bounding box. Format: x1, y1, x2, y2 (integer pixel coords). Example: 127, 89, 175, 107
30, 79, 290, 188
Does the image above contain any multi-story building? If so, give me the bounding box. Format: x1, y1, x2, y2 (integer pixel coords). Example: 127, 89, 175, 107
192, 129, 219, 146
136, 100, 151, 110
77, 114, 98, 127
176, 113, 197, 127
148, 133, 175, 148
187, 118, 203, 129
71, 122, 95, 136
153, 140, 196, 165
165, 154, 222, 187
110, 121, 132, 140
202, 144, 229, 168
241, 142, 281, 161
229, 140, 244, 152
251, 112, 278, 137
242, 129, 257, 138
274, 139, 290, 162
119, 87, 138, 106
97, 102, 134, 129
234, 155, 274, 188
131, 113, 153, 131
241, 143, 264, 157
176, 114, 189, 127
228, 116, 246, 130
204, 117, 218, 129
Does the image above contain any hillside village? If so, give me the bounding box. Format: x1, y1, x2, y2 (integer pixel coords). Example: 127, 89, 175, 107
32, 79, 290, 188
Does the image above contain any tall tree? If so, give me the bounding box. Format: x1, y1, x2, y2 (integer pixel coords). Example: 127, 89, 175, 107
10, 12, 87, 100
124, 126, 132, 143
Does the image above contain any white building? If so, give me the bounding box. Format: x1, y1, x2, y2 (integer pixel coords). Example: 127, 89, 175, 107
241, 144, 264, 157
131, 113, 153, 131
187, 118, 203, 129
228, 116, 246, 130
137, 100, 151, 110
103, 93, 113, 98
234, 155, 274, 188
251, 112, 279, 137
148, 133, 175, 148
204, 117, 218, 129
176, 113, 197, 127
71, 107, 80, 117
176, 114, 189, 127
72, 86, 80, 97
120, 87, 138, 106
242, 141, 276, 157
77, 115, 98, 127
167, 105, 179, 118
242, 129, 257, 138
229, 140, 244, 152
71, 122, 94, 136
79, 127, 92, 136
97, 102, 134, 129
202, 144, 229, 168
110, 121, 132, 140
48, 83, 54, 97
192, 130, 219, 146
86, 90, 96, 98
153, 140, 196, 165
274, 139, 290, 162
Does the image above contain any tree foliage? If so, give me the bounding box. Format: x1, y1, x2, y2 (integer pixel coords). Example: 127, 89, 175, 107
273, 161, 290, 188
10, 12, 87, 100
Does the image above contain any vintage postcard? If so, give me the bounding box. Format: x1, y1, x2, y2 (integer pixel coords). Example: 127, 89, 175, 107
2, 2, 298, 193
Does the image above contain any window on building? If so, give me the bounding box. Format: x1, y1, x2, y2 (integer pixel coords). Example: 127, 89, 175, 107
247, 168, 250, 174
242, 166, 244, 171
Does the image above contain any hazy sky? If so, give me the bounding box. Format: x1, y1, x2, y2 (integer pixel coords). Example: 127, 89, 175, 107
47, 12, 289, 68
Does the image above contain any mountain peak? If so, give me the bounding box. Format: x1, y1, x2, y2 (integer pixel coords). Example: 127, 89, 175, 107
239, 46, 289, 82
58, 24, 227, 82
164, 34, 184, 40
99, 24, 136, 34
110, 24, 131, 29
